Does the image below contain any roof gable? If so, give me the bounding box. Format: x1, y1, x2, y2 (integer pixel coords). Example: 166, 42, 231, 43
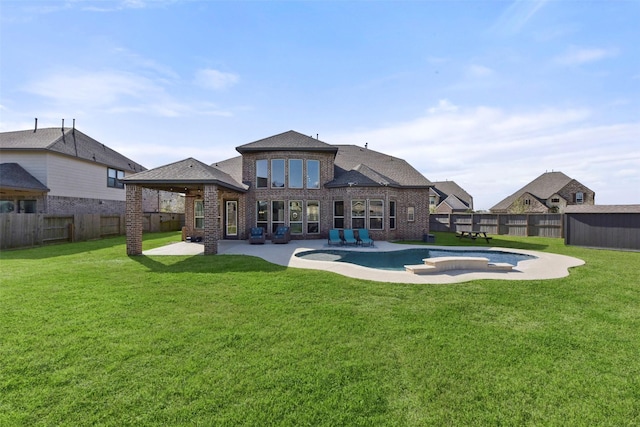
236, 130, 338, 154
0, 127, 145, 173
432, 181, 473, 207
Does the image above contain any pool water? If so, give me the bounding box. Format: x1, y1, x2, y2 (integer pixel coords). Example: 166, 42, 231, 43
295, 248, 536, 271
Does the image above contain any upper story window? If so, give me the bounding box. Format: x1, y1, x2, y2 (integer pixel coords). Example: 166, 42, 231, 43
289, 159, 303, 188
576, 192, 584, 204
429, 196, 436, 206
306, 160, 320, 189
271, 159, 285, 188
256, 160, 268, 188
107, 168, 124, 189
551, 198, 560, 203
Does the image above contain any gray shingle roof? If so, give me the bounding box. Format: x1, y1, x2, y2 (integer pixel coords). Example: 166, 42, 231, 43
490, 171, 573, 211
431, 181, 473, 208
212, 156, 243, 185
0, 127, 146, 173
236, 130, 338, 154
327, 145, 431, 188
441, 194, 469, 211
122, 157, 247, 192
564, 204, 640, 213
0, 163, 49, 192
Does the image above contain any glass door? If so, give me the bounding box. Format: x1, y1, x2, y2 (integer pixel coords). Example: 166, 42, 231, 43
225, 200, 238, 238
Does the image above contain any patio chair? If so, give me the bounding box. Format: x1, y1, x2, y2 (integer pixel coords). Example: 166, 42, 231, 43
272, 226, 291, 244
249, 227, 265, 244
357, 229, 374, 247
342, 229, 357, 246
328, 229, 343, 246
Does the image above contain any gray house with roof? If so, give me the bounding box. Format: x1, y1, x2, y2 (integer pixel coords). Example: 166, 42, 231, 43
123, 130, 432, 255
490, 171, 595, 214
0, 126, 162, 215
429, 181, 473, 214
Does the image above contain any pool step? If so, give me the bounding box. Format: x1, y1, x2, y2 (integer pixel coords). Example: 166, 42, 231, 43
405, 256, 513, 275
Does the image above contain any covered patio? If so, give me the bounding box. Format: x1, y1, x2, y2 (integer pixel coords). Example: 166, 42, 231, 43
122, 158, 247, 256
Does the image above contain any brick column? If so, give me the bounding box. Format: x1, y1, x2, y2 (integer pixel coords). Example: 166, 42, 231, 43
126, 184, 143, 255
203, 184, 219, 255
184, 193, 196, 238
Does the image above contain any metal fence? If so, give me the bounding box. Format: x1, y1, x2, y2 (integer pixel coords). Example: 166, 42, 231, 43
429, 213, 564, 238
0, 213, 184, 250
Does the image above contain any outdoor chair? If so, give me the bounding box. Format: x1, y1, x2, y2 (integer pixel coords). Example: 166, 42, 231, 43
249, 227, 265, 244
357, 229, 374, 247
272, 226, 291, 244
328, 229, 343, 246
342, 229, 357, 246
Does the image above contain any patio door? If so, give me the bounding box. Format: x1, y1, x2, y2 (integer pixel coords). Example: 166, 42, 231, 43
225, 200, 238, 239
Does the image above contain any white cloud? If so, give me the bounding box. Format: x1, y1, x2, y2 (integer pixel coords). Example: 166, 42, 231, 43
555, 47, 619, 66
468, 64, 494, 78
194, 69, 239, 91
491, 0, 549, 35
428, 99, 459, 114
327, 101, 640, 209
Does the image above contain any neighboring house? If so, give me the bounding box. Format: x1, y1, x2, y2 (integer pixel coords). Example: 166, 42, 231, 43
0, 125, 182, 215
429, 181, 473, 213
490, 171, 595, 214
123, 130, 433, 255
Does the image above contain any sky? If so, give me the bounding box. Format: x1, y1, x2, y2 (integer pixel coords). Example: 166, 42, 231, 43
1, 0, 639, 210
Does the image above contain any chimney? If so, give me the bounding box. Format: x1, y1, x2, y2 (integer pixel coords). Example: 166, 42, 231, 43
34, 118, 38, 132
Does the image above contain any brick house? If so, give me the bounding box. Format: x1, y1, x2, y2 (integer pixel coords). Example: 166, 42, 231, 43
429, 181, 473, 213
490, 171, 595, 214
0, 125, 181, 215
123, 130, 433, 255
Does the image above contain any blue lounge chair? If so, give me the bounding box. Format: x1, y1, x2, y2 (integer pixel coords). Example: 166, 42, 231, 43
342, 229, 357, 246
272, 226, 291, 244
328, 229, 342, 246
249, 227, 265, 244
357, 229, 374, 247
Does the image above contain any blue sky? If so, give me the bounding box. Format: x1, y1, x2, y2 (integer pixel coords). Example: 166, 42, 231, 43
1, 0, 639, 210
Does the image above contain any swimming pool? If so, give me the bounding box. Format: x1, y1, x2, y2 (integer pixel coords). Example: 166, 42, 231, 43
295, 248, 536, 271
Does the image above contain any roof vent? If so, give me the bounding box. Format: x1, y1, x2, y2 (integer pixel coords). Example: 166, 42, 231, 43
34, 118, 38, 133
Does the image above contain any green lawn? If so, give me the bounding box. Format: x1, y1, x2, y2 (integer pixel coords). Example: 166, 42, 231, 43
1, 232, 639, 426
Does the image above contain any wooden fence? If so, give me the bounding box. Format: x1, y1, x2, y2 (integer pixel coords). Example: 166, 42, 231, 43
429, 213, 564, 238
0, 213, 184, 250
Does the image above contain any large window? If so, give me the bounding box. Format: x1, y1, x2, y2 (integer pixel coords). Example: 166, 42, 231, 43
576, 192, 584, 204
307, 201, 320, 234
389, 201, 396, 230
289, 200, 303, 234
351, 200, 366, 229
271, 159, 285, 188
256, 160, 268, 188
272, 200, 285, 233
334, 201, 344, 228
289, 159, 303, 188
306, 160, 320, 189
194, 200, 204, 229
257, 201, 268, 231
107, 168, 124, 189
369, 200, 384, 230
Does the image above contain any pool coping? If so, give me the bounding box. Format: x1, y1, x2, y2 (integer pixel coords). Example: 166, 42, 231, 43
143, 239, 585, 284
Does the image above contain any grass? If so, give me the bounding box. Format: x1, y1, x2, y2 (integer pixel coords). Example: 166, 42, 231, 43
1, 231, 639, 426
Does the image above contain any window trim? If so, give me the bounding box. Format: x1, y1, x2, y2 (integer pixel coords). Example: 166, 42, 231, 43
306, 159, 320, 189
407, 206, 415, 222
256, 159, 268, 188
389, 200, 396, 230
271, 159, 285, 188
333, 200, 344, 229
194, 199, 204, 229
289, 200, 303, 234
288, 159, 303, 189
306, 200, 320, 234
